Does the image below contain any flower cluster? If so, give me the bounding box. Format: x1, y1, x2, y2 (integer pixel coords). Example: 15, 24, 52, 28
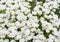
0, 0, 60, 42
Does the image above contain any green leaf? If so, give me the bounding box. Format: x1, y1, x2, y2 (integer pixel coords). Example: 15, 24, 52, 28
29, 0, 36, 12
17, 28, 21, 31
5, 25, 8, 29
34, 31, 38, 36
38, 21, 42, 31
44, 17, 51, 23
27, 39, 33, 42
11, 3, 15, 5
0, 10, 6, 14
5, 35, 14, 42
2, 2, 6, 5
54, 7, 60, 18
37, 0, 46, 3
43, 30, 53, 38
16, 40, 19, 42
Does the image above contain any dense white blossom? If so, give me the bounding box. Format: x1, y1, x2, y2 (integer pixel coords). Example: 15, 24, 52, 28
0, 0, 60, 42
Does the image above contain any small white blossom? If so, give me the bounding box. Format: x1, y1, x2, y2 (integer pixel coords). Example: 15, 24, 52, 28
19, 38, 25, 42
3, 39, 9, 42
10, 40, 16, 42
24, 29, 30, 36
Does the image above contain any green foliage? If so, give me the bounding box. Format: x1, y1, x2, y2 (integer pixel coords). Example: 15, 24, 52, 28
55, 7, 60, 18
43, 30, 53, 38
44, 17, 51, 23
37, 0, 46, 3
10, 19, 17, 23
5, 35, 14, 42
0, 10, 6, 14
38, 21, 42, 31
2, 2, 6, 5
16, 40, 19, 42
57, 25, 60, 31
5, 25, 8, 29
11, 3, 15, 5
10, 17, 18, 23
29, 0, 36, 12
17, 28, 21, 31
27, 39, 33, 42
33, 31, 38, 36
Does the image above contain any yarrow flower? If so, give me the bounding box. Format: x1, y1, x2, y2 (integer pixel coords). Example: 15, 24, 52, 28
0, 0, 60, 42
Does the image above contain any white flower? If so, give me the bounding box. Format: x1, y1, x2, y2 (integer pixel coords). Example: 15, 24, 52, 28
10, 40, 16, 42
31, 23, 39, 28
3, 29, 10, 35
48, 15, 53, 19
0, 29, 6, 38
0, 4, 6, 10
37, 10, 42, 15
25, 35, 32, 40
33, 39, 41, 42
43, 2, 49, 8
0, 0, 60, 42
3, 39, 9, 42
17, 14, 27, 21
15, 35, 22, 40
39, 35, 46, 40
23, 2, 31, 8
34, 6, 39, 11
40, 17, 45, 21
15, 10, 21, 14
32, 11, 37, 15
49, 34, 56, 40
8, 26, 17, 31
4, 20, 9, 26
8, 32, 16, 38
20, 6, 30, 14
19, 38, 25, 42
53, 14, 58, 20
11, 4, 19, 9
42, 8, 50, 14
0, 34, 6, 38
53, 30, 59, 37
20, 21, 26, 27
49, 6, 53, 9
7, 23, 15, 27
58, 0, 60, 3
27, 21, 32, 26
44, 15, 53, 19
46, 28, 50, 33
24, 29, 30, 36
36, 2, 40, 5
27, 0, 32, 2
0, 18, 3, 22
31, 28, 36, 32
0, 14, 4, 18
54, 38, 59, 42
53, 1, 59, 8
27, 13, 32, 17
15, 21, 20, 27
21, 26, 27, 31
0, 39, 4, 42
11, 16, 15, 20
47, 38, 53, 42
0, 0, 6, 3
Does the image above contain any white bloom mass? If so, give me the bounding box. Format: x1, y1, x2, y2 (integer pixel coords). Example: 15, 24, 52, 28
0, 0, 60, 42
